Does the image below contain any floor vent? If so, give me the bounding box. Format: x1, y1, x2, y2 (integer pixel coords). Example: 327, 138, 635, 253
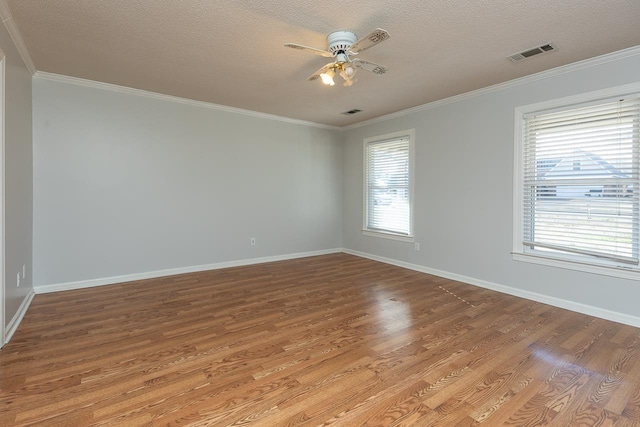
342, 109, 362, 115
508, 43, 556, 62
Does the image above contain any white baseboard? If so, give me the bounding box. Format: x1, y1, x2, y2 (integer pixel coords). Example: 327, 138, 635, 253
30, 247, 640, 329
34, 248, 342, 294
4, 288, 35, 343
343, 249, 640, 329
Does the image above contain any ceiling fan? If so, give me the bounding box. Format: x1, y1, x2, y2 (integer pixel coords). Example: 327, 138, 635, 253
285, 28, 390, 87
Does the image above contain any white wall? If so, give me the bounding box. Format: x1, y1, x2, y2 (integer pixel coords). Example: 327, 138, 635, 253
342, 50, 640, 323
33, 78, 342, 288
0, 22, 33, 330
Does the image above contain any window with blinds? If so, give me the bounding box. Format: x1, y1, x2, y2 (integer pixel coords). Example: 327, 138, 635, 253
520, 95, 640, 267
364, 130, 413, 238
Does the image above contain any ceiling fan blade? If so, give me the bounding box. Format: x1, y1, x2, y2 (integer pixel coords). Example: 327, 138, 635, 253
349, 28, 390, 53
352, 59, 387, 75
284, 43, 334, 58
307, 63, 335, 81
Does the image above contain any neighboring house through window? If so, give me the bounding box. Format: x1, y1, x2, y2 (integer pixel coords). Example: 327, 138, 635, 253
514, 86, 640, 278
363, 129, 414, 240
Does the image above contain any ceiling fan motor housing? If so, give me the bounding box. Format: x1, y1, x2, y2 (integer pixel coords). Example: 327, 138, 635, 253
326, 31, 357, 56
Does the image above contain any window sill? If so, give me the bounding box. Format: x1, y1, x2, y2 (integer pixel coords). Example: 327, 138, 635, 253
512, 251, 640, 281
363, 230, 414, 243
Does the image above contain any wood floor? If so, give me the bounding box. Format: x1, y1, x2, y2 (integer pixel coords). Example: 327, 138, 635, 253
1, 253, 639, 426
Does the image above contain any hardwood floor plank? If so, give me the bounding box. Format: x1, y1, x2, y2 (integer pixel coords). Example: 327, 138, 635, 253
0, 253, 638, 426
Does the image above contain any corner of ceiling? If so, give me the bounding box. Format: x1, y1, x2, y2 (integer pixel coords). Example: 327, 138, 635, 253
342, 44, 640, 132
33, 71, 343, 131
0, 0, 36, 75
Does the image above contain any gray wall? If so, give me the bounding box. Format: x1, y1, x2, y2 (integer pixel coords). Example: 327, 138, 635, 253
342, 52, 640, 319
0, 25, 33, 327
33, 79, 342, 287
28, 46, 640, 324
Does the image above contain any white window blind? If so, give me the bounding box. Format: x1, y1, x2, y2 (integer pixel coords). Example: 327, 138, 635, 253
522, 96, 640, 265
365, 136, 412, 236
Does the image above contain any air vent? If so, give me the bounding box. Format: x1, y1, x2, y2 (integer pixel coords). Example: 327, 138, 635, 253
508, 43, 556, 62
342, 109, 362, 115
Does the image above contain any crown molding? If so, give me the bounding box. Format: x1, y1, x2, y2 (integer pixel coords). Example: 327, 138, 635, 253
27, 42, 640, 132
343, 45, 640, 131
33, 71, 341, 131
0, 0, 35, 75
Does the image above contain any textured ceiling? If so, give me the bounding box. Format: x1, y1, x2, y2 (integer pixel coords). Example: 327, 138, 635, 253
6, 0, 640, 127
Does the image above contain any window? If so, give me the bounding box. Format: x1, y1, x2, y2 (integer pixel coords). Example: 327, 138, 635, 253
363, 129, 414, 239
514, 89, 640, 277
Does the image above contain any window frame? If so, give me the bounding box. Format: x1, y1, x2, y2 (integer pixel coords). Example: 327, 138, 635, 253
513, 83, 640, 280
362, 129, 415, 241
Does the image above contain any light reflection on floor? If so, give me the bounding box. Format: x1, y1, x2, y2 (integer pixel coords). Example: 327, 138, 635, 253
530, 345, 603, 383
372, 288, 412, 333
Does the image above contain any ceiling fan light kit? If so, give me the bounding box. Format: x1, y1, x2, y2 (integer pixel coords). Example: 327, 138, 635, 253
285, 28, 390, 87
320, 68, 335, 86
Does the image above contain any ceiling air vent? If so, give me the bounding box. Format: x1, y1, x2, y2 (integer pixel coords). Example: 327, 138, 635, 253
342, 109, 362, 115
508, 43, 556, 62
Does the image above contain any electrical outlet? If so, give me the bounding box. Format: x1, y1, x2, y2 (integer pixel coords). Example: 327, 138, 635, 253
22, 264, 26, 279
17, 272, 20, 287
250, 237, 256, 246
414, 242, 420, 251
